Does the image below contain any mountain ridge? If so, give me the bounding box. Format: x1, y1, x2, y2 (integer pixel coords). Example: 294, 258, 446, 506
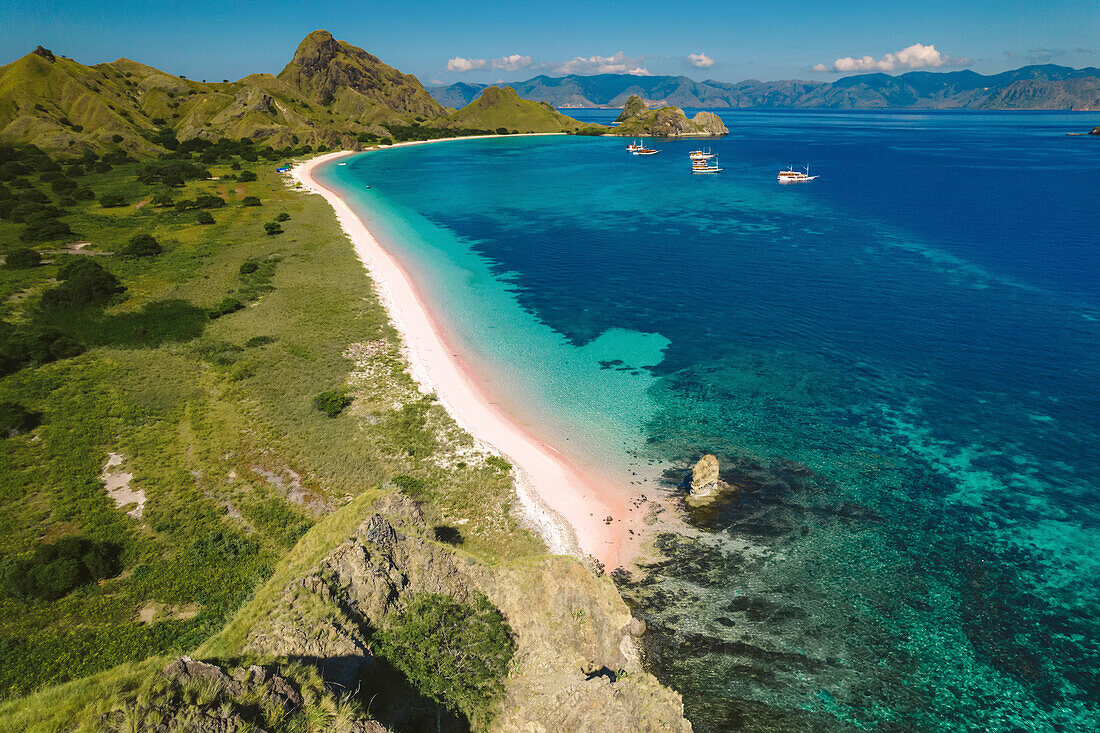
428, 64, 1100, 110
0, 31, 594, 154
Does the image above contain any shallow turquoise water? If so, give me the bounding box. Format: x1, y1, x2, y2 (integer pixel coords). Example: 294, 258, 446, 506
318, 112, 1100, 731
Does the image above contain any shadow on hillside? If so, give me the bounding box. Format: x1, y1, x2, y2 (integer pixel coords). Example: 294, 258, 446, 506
42, 299, 209, 349
288, 653, 470, 733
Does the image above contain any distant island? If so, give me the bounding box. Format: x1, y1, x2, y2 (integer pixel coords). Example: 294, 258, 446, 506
428, 64, 1100, 111
612, 94, 728, 137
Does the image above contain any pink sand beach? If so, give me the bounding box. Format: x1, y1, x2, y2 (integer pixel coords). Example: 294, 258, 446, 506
294, 146, 638, 569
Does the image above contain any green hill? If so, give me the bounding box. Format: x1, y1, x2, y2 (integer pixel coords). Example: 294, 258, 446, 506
440, 86, 605, 134
0, 32, 448, 154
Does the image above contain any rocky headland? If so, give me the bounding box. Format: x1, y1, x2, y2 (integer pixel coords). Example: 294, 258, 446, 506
613, 95, 728, 137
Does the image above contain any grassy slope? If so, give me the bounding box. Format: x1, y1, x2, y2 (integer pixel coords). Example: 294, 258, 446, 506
0, 149, 543, 705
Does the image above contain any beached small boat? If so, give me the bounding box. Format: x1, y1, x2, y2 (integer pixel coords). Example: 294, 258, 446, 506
689, 148, 716, 161
777, 165, 818, 183
691, 155, 722, 173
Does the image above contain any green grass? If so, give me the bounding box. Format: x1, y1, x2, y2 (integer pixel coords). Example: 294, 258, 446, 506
0, 144, 544, 708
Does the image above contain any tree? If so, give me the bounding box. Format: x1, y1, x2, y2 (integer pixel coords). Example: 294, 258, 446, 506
99, 193, 126, 208
5, 248, 41, 269
40, 259, 124, 308
119, 234, 161, 258
196, 211, 214, 225
264, 222, 282, 235
275, 212, 289, 222
241, 196, 260, 207
237, 170, 257, 182
378, 593, 514, 727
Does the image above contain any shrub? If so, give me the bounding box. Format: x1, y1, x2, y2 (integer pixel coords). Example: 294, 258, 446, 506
20, 214, 73, 243
99, 193, 126, 208
0, 325, 84, 375
241, 196, 260, 207
5, 248, 41, 269
237, 170, 257, 182
0, 401, 41, 437
40, 259, 125, 308
239, 261, 258, 275
274, 212, 289, 222
313, 389, 352, 417
119, 233, 162, 258
150, 191, 174, 207
208, 297, 244, 319
111, 134, 124, 143
0, 537, 122, 601
196, 211, 215, 225
244, 335, 274, 347
49, 177, 77, 194
378, 593, 514, 727
264, 222, 282, 236
76, 187, 96, 200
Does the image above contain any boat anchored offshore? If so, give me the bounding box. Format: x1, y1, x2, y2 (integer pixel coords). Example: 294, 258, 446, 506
689, 148, 716, 161
626, 139, 644, 152
777, 165, 818, 183
634, 145, 660, 156
691, 154, 722, 173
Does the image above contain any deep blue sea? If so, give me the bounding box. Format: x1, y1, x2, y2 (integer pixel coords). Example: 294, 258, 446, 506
318, 110, 1100, 732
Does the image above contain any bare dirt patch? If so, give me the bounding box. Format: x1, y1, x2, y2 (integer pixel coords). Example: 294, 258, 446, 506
137, 601, 201, 625
101, 452, 146, 518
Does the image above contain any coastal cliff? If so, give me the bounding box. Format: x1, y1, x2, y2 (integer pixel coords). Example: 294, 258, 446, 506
239, 500, 691, 731
613, 105, 728, 137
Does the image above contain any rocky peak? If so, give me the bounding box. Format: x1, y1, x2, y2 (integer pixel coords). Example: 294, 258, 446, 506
615, 93, 648, 122
278, 29, 443, 118
32, 45, 56, 63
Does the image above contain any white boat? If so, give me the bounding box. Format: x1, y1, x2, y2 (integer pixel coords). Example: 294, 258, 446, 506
691, 155, 722, 173
777, 165, 818, 183
689, 148, 716, 161
626, 139, 644, 152
633, 145, 660, 156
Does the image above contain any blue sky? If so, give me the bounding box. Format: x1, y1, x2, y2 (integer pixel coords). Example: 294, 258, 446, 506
3, 0, 1097, 84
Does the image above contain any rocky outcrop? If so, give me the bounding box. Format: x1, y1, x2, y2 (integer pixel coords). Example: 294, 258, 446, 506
615, 94, 648, 122
686, 454, 732, 506
1090, 126, 1100, 135
613, 106, 728, 137
244, 498, 692, 732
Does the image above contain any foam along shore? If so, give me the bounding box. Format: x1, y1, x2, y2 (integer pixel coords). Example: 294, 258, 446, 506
294, 144, 635, 569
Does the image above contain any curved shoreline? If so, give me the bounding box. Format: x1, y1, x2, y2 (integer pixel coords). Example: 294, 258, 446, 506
294, 144, 635, 569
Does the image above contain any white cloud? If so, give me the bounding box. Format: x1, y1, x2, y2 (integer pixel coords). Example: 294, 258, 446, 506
554, 51, 650, 75
492, 54, 532, 71
447, 56, 486, 72
823, 43, 968, 73
812, 63, 828, 72
447, 54, 532, 73
687, 52, 715, 69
